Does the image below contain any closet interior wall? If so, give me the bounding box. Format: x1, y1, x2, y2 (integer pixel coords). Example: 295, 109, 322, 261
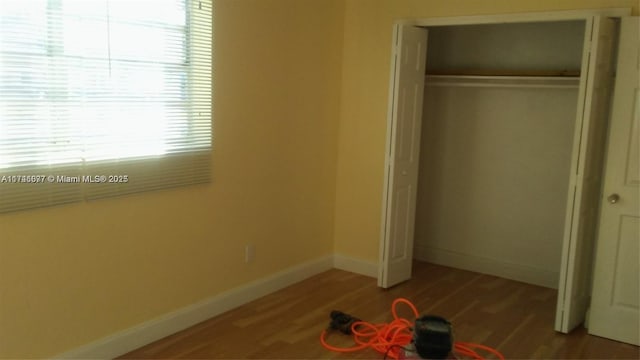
413, 21, 586, 289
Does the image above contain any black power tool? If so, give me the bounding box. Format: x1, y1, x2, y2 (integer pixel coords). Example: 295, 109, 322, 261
328, 310, 361, 335
413, 315, 453, 359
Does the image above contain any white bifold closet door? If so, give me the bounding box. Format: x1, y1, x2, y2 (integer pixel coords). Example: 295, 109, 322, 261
379, 24, 428, 288
588, 16, 639, 346
555, 15, 617, 333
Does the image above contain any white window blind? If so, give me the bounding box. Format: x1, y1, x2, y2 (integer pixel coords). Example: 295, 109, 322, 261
0, 0, 212, 213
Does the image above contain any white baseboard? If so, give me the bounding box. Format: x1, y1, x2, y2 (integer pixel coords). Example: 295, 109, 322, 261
53, 255, 334, 359
414, 245, 558, 289
333, 254, 378, 278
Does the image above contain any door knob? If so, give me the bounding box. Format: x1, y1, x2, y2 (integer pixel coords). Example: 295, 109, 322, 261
607, 193, 620, 204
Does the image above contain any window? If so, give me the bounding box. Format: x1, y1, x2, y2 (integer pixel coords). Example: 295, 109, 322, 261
0, 0, 212, 213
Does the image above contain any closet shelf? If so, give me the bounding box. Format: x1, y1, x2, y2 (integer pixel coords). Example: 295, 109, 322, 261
425, 74, 580, 89
425, 69, 581, 77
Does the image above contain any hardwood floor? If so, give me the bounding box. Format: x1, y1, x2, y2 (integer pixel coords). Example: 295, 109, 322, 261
120, 261, 639, 359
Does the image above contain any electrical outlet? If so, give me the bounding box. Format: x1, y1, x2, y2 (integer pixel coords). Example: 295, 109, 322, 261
245, 244, 255, 263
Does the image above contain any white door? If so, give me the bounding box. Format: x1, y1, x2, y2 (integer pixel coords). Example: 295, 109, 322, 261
556, 16, 618, 333
379, 24, 428, 288
588, 17, 640, 346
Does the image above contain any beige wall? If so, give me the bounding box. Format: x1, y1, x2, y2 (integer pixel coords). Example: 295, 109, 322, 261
0, 0, 344, 357
333, 0, 639, 263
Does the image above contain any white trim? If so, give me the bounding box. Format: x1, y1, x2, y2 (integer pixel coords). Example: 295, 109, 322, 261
52, 256, 334, 359
333, 254, 379, 278
400, 8, 631, 27
413, 245, 559, 289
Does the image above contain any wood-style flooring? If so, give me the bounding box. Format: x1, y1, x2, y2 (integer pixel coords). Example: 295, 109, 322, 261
120, 261, 640, 359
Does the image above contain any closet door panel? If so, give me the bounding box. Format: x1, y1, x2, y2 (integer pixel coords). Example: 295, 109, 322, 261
589, 16, 640, 346
556, 15, 617, 333
379, 24, 428, 288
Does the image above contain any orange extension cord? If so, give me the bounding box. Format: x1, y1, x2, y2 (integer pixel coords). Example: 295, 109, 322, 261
320, 298, 505, 360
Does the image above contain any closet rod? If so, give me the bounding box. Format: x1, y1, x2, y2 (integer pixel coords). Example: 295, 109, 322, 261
425, 75, 580, 89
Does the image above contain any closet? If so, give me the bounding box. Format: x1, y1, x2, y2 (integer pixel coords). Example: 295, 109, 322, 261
414, 22, 585, 290
378, 9, 629, 335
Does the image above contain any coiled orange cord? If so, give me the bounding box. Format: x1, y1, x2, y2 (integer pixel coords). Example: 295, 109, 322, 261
320, 298, 505, 360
